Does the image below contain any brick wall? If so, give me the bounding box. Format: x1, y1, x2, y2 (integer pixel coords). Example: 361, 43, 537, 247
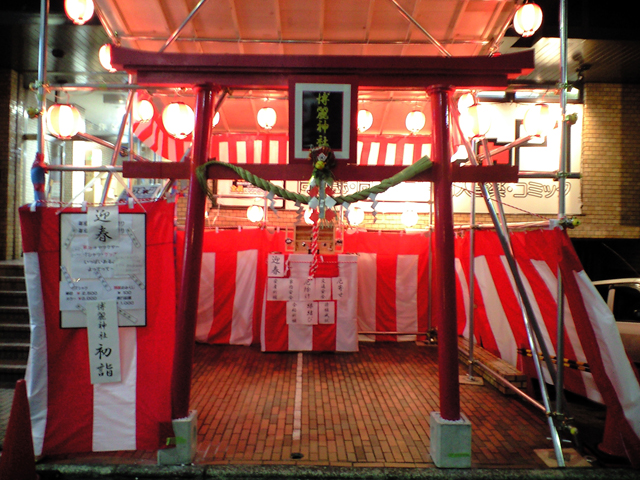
572, 83, 640, 239
0, 70, 23, 260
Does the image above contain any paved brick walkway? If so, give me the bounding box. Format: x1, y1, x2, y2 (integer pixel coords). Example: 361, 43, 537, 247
1, 342, 571, 470
189, 342, 550, 468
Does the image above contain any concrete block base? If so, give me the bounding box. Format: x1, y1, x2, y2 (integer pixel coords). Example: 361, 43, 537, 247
157, 410, 198, 465
429, 411, 472, 468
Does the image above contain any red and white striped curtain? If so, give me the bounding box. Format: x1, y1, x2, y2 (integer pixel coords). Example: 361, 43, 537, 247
133, 114, 432, 165
20, 202, 176, 456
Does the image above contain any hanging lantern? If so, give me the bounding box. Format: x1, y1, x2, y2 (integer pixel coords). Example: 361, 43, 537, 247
357, 109, 373, 133
64, 0, 94, 25
257, 107, 277, 130
405, 110, 426, 134
513, 3, 543, 38
457, 92, 476, 113
162, 102, 195, 139
401, 209, 419, 228
212, 111, 221, 128
47, 104, 82, 139
133, 93, 154, 123
246, 205, 264, 223
99, 44, 116, 73
459, 103, 492, 138
523, 103, 555, 137
347, 207, 365, 226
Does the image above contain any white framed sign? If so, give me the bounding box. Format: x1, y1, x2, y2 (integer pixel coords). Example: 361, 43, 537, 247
59, 211, 146, 328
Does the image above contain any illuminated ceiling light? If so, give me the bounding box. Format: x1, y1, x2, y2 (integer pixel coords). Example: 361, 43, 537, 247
523, 103, 555, 137
133, 94, 154, 123
162, 102, 195, 139
405, 110, 426, 134
257, 107, 277, 130
99, 44, 116, 73
64, 0, 94, 25
347, 207, 365, 226
212, 111, 221, 128
357, 109, 373, 133
47, 104, 82, 139
459, 103, 492, 138
513, 2, 543, 38
246, 205, 264, 223
401, 209, 419, 228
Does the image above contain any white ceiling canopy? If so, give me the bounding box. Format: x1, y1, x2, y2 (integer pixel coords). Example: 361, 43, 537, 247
87, 0, 521, 137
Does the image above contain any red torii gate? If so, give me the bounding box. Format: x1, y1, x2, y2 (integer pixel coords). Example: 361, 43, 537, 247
113, 47, 533, 426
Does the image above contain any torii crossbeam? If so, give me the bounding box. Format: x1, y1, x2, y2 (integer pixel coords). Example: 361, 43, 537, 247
113, 46, 533, 463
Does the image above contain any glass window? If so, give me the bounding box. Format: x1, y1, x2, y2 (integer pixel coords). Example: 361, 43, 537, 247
612, 286, 640, 323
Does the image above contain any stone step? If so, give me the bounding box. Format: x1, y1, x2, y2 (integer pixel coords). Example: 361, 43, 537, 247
0, 290, 28, 307
0, 275, 26, 291
0, 263, 24, 277
0, 342, 30, 361
0, 306, 30, 324
0, 323, 31, 341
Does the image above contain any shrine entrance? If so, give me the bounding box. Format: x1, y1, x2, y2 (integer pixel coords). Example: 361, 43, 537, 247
112, 46, 535, 467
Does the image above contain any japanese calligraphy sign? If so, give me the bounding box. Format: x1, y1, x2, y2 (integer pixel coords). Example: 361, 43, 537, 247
291, 81, 356, 162
87, 206, 119, 247
286, 301, 318, 325
86, 300, 121, 384
59, 212, 146, 328
267, 254, 286, 277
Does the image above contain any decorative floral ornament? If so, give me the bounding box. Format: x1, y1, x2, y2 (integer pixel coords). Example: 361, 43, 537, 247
307, 146, 338, 225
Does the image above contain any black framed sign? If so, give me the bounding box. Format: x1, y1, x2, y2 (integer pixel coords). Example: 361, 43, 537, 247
289, 80, 357, 163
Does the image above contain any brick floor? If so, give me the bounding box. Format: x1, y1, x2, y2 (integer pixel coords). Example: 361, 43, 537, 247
1, 342, 563, 469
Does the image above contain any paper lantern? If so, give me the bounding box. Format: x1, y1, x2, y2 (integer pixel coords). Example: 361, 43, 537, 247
257, 107, 276, 130
65, 0, 94, 25
133, 94, 154, 123
357, 109, 373, 133
459, 103, 492, 138
523, 103, 554, 137
405, 111, 426, 134
47, 104, 82, 139
513, 3, 543, 38
162, 102, 195, 139
401, 209, 419, 228
99, 44, 116, 73
246, 205, 264, 223
347, 207, 365, 226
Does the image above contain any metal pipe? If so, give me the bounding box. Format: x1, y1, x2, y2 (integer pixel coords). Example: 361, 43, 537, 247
556, 0, 570, 434
46, 165, 122, 173
464, 352, 546, 414
159, 0, 211, 53
467, 181, 477, 380
428, 85, 459, 421
101, 83, 135, 204
451, 104, 565, 466
387, 0, 452, 57
75, 132, 150, 163
93, 0, 120, 45
36, 0, 49, 156
121, 35, 487, 47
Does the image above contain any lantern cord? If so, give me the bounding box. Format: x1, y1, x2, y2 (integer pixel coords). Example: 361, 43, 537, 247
196, 155, 433, 207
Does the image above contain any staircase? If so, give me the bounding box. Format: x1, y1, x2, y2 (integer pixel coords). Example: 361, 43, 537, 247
0, 261, 29, 385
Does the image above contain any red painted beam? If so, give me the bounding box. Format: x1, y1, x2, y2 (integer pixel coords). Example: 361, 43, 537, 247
111, 47, 534, 90
122, 160, 518, 184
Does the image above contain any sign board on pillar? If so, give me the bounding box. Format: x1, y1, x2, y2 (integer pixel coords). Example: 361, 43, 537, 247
289, 78, 358, 163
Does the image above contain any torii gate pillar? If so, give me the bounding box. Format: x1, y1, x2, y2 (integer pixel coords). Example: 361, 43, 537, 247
428, 85, 472, 468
